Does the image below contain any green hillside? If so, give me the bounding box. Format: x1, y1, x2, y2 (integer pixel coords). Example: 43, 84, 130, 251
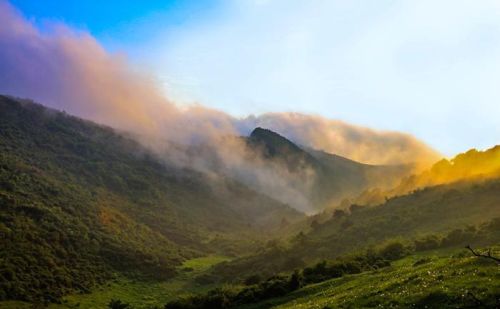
1, 95, 499, 308
203, 178, 500, 282
163, 218, 500, 309
0, 96, 302, 303
243, 248, 500, 309
163, 142, 500, 308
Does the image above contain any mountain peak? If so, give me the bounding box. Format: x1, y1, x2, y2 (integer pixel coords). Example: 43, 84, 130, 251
249, 127, 303, 156
250, 127, 283, 139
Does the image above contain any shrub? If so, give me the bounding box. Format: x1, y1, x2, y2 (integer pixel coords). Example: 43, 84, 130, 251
108, 299, 130, 309
332, 209, 347, 219
378, 241, 408, 260
441, 229, 470, 246
288, 270, 303, 290
414, 235, 441, 251
243, 274, 262, 286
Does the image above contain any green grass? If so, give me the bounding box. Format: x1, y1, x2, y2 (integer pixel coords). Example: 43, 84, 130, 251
0, 255, 229, 309
180, 255, 230, 272
3, 250, 499, 309
243, 248, 500, 308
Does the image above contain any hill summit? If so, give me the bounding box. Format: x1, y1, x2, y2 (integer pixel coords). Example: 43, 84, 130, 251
245, 126, 411, 210
249, 127, 306, 157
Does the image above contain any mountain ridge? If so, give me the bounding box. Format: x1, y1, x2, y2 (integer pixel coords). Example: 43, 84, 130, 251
246, 125, 413, 211
0, 95, 303, 302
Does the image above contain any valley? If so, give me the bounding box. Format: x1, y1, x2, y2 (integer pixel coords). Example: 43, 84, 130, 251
1, 1, 500, 307
0, 96, 499, 308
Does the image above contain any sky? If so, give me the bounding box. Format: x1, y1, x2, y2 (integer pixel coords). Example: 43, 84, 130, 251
6, 0, 500, 156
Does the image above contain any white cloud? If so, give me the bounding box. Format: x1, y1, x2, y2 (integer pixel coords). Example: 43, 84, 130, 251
126, 0, 500, 155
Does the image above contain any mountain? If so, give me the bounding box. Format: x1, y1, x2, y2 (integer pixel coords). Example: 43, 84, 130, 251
163, 171, 500, 308
2, 95, 498, 308
248, 128, 317, 169
0, 96, 302, 302
194, 142, 500, 292
247, 127, 412, 211
161, 168, 500, 309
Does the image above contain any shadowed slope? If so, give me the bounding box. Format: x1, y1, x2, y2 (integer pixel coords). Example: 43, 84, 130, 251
0, 95, 302, 302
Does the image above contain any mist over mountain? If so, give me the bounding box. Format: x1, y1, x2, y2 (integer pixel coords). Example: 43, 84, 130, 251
0, 96, 303, 301
2, 95, 498, 306
0, 1, 439, 171
202, 165, 500, 287
1, 1, 499, 308
245, 127, 412, 211
352, 145, 500, 206
0, 0, 443, 213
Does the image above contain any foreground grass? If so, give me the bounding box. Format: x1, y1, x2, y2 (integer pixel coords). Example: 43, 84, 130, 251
2, 249, 499, 308
0, 255, 229, 309
243, 248, 500, 308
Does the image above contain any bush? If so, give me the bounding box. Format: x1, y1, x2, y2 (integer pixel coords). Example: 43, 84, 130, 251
378, 241, 408, 260
414, 235, 441, 251
302, 250, 391, 285
243, 274, 262, 286
303, 261, 328, 283
167, 246, 398, 308
441, 228, 476, 247
332, 209, 347, 219
108, 299, 131, 309
165, 275, 295, 309
288, 270, 303, 290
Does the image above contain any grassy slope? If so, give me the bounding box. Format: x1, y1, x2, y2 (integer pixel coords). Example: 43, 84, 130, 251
0, 255, 229, 309
57, 255, 231, 309
3, 242, 498, 309
208, 179, 500, 282
245, 247, 500, 309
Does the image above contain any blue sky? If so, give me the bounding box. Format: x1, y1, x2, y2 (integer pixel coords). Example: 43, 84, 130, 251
9, 1, 219, 34
7, 0, 500, 156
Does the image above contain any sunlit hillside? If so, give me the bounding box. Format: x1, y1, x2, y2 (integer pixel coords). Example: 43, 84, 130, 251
352, 145, 500, 206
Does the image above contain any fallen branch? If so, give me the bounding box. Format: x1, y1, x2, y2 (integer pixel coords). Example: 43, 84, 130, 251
465, 245, 500, 264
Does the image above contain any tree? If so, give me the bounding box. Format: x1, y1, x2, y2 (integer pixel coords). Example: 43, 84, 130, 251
310, 219, 320, 230
379, 241, 406, 260
244, 274, 262, 285
289, 270, 303, 290
332, 209, 346, 219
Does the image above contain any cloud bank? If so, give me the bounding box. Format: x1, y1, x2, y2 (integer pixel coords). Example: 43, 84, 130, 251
237, 113, 439, 166
0, 1, 441, 211
147, 0, 500, 156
